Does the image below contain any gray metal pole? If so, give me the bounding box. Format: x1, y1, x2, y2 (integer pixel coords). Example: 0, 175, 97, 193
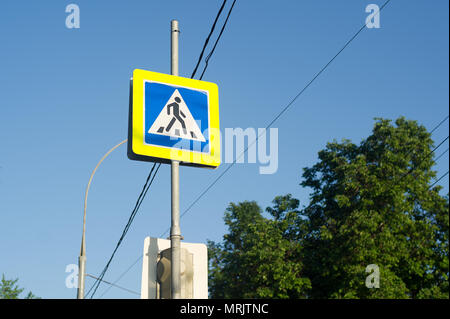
77, 205, 87, 299
170, 19, 182, 299
171, 19, 179, 77
77, 253, 86, 299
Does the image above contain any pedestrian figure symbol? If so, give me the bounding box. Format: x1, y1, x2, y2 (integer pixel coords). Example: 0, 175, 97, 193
164, 96, 188, 136
148, 89, 206, 142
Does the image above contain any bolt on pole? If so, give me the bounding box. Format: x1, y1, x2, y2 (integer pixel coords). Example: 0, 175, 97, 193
170, 19, 182, 299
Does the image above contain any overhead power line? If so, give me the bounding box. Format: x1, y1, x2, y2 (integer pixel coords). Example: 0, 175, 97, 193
98, 255, 143, 298
430, 170, 449, 189
191, 0, 228, 79
430, 115, 449, 134
86, 274, 140, 296
199, 0, 237, 80
435, 147, 449, 162
399, 135, 449, 181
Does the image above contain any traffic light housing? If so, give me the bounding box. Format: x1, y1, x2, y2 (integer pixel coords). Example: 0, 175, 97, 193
156, 248, 194, 299
140, 237, 208, 299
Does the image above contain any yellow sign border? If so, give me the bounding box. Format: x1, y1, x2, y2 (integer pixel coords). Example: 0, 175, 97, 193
129, 69, 220, 168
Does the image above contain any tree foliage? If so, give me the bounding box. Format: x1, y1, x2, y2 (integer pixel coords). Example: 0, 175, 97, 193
0, 274, 39, 299
208, 198, 311, 298
208, 117, 449, 299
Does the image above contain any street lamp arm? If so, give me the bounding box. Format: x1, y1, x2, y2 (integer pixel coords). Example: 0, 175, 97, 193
77, 138, 128, 299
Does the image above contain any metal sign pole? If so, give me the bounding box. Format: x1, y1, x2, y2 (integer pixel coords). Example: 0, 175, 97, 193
77, 247, 86, 299
170, 19, 182, 299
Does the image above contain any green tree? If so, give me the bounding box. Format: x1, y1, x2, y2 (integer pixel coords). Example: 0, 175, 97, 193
0, 274, 40, 299
300, 117, 448, 298
208, 117, 448, 299
208, 198, 311, 298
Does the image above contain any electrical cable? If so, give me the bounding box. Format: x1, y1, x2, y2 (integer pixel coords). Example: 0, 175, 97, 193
430, 115, 449, 134
199, 0, 237, 81
399, 135, 449, 181
434, 147, 449, 162
98, 255, 143, 298
86, 274, 140, 296
191, 0, 228, 79
430, 170, 449, 189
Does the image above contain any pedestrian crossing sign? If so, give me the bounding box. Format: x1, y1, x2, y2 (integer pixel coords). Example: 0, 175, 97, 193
128, 69, 220, 168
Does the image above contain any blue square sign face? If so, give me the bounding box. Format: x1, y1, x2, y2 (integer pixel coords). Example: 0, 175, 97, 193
144, 81, 210, 154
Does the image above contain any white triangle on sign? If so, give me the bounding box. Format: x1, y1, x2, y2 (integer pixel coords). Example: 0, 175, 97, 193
148, 89, 206, 142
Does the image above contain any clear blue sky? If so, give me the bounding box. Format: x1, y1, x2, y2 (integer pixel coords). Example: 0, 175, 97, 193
0, 0, 448, 298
